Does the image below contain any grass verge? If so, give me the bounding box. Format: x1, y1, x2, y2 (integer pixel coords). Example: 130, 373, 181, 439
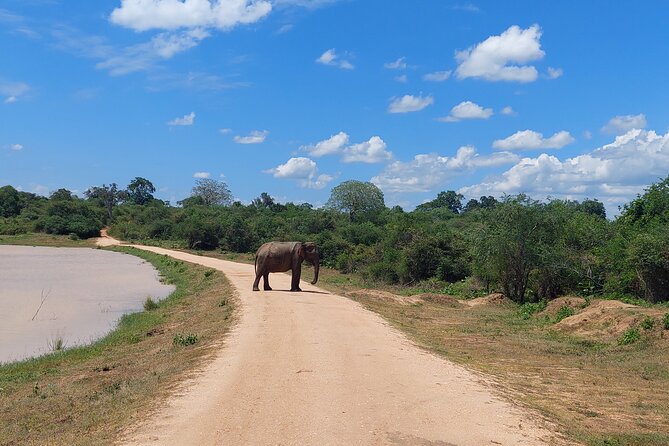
0, 233, 95, 248
0, 246, 235, 446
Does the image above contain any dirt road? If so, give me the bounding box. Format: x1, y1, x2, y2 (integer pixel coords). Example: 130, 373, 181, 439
106, 239, 562, 445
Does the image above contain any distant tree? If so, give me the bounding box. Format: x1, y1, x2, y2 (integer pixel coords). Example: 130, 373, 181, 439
0, 185, 21, 217
416, 190, 464, 214
252, 192, 276, 209
50, 188, 74, 201
190, 178, 232, 206
85, 183, 127, 220
463, 195, 498, 213
326, 180, 385, 221
577, 199, 606, 219
126, 177, 156, 205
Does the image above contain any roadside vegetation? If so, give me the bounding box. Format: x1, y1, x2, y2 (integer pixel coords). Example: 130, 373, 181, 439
0, 247, 235, 446
2, 175, 669, 444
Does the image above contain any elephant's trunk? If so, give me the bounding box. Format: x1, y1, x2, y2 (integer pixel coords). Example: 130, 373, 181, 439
311, 259, 320, 285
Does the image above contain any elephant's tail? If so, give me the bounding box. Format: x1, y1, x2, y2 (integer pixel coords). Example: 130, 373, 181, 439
254, 254, 258, 275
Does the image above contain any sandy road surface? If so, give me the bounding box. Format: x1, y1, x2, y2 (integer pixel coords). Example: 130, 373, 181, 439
102, 236, 562, 445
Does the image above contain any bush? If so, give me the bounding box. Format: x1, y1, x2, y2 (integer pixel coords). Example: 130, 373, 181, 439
518, 301, 547, 320
554, 305, 576, 323
640, 316, 655, 330
143, 297, 159, 311
618, 328, 641, 345
173, 333, 198, 346
663, 313, 669, 330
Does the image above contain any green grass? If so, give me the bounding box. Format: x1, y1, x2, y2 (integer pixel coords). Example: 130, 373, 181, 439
0, 233, 95, 248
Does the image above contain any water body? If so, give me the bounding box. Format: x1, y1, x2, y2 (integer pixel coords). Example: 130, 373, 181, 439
0, 246, 175, 363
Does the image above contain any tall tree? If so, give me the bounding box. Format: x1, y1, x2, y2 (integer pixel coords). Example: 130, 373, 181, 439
190, 178, 232, 206
326, 180, 385, 221
126, 177, 156, 205
0, 185, 21, 217
85, 183, 127, 220
415, 190, 464, 214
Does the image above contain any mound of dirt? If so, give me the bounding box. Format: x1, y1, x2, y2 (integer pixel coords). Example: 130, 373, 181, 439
413, 293, 463, 307
554, 300, 665, 340
464, 293, 510, 307
345, 289, 423, 306
541, 296, 587, 317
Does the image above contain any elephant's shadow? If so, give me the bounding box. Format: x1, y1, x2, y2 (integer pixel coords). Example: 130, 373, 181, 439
263, 289, 330, 295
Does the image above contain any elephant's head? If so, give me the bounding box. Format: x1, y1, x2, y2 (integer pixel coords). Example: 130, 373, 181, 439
301, 242, 320, 284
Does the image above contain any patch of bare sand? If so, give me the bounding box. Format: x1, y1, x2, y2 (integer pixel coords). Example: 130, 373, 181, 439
554, 299, 666, 340
345, 289, 423, 305
463, 292, 510, 307
541, 296, 587, 317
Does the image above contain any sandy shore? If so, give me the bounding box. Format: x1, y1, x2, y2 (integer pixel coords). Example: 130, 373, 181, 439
0, 246, 174, 363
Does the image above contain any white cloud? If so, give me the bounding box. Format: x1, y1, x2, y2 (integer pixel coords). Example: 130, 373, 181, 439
264, 156, 334, 189
452, 3, 480, 13
372, 146, 519, 193
384, 57, 407, 69
10, 144, 24, 151
343, 136, 392, 163
301, 131, 349, 157
110, 0, 272, 32
394, 74, 408, 83
422, 70, 451, 82
0, 79, 30, 103
547, 67, 563, 79
97, 28, 209, 75
492, 129, 575, 150
455, 24, 545, 82
234, 130, 268, 144
501, 106, 515, 116
219, 128, 232, 134
168, 111, 196, 126
276, 23, 293, 34
439, 100, 493, 122
388, 94, 434, 113
193, 171, 211, 178
460, 128, 669, 215
584, 130, 593, 140
316, 48, 354, 70
601, 113, 647, 135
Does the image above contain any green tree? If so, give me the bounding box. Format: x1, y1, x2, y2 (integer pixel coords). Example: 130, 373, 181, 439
416, 190, 464, 214
0, 185, 21, 217
190, 178, 232, 206
49, 189, 74, 201
126, 177, 156, 205
326, 180, 385, 221
85, 183, 127, 220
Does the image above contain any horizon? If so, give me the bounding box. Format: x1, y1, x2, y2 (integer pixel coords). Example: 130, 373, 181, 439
2, 1, 669, 217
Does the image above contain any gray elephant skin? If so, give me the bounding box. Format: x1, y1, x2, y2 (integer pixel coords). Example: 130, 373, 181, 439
253, 241, 320, 292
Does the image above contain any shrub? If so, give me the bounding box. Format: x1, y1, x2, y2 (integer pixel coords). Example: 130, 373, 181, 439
554, 305, 576, 323
640, 316, 655, 330
618, 328, 641, 345
143, 297, 159, 311
663, 313, 669, 330
518, 301, 547, 320
173, 333, 198, 346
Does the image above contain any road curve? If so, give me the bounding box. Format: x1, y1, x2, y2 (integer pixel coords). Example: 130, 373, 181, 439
112, 241, 561, 446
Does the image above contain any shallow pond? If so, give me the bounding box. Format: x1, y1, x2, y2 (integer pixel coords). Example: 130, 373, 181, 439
0, 246, 175, 363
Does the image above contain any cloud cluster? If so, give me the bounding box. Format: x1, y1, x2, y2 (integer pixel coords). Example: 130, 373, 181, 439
372, 146, 519, 193
234, 130, 268, 144
302, 132, 392, 163
460, 128, 669, 214
601, 113, 647, 135
168, 111, 196, 126
264, 157, 334, 189
316, 49, 354, 70
193, 171, 211, 178
455, 25, 545, 82
439, 101, 493, 122
384, 57, 407, 70
388, 94, 433, 113
10, 144, 24, 151
422, 70, 451, 82
110, 0, 272, 32
492, 129, 575, 150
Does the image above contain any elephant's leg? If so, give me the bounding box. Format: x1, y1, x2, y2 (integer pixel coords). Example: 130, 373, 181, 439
263, 273, 272, 291
290, 264, 302, 292
252, 271, 261, 291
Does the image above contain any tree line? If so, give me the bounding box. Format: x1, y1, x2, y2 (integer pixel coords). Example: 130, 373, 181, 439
1, 176, 667, 303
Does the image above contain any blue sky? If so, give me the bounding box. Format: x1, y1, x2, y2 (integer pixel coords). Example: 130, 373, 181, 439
1, 0, 668, 214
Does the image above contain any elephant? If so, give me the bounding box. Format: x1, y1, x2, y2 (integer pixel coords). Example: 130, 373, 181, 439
253, 241, 320, 292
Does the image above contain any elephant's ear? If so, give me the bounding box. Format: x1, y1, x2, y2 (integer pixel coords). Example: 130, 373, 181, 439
297, 242, 305, 257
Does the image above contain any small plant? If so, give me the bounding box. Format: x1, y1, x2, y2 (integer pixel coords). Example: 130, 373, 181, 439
640, 316, 655, 331
47, 336, 66, 352
143, 297, 159, 311
173, 333, 198, 347
663, 312, 669, 330
204, 269, 215, 278
554, 305, 575, 323
618, 327, 641, 346
218, 298, 228, 307
518, 301, 547, 320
